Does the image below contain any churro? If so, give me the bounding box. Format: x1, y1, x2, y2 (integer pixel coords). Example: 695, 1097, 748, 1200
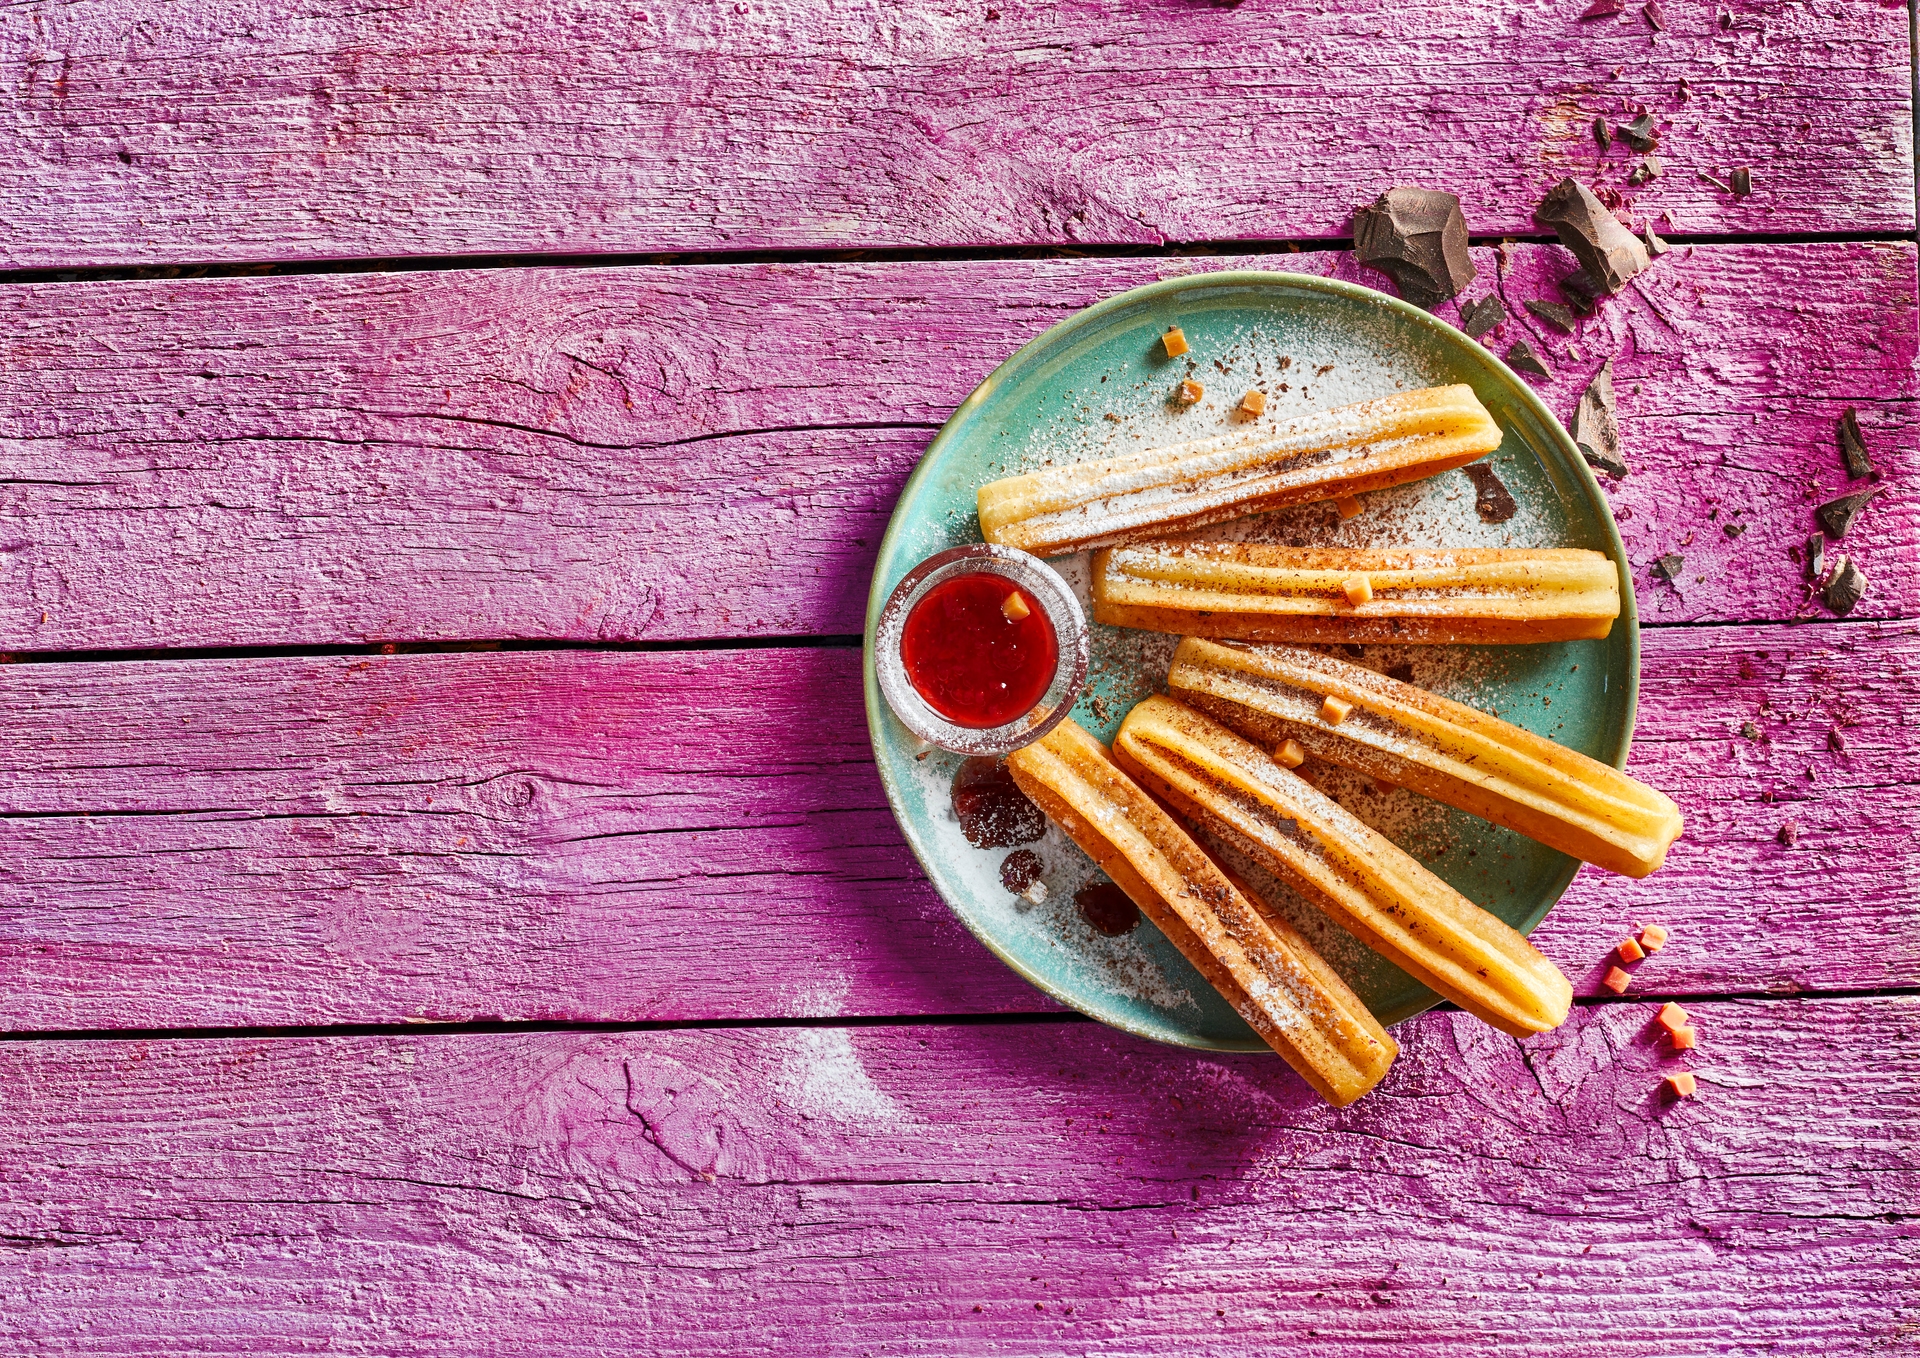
977, 385, 1504, 557
1166, 638, 1684, 878
1113, 696, 1573, 1038
1004, 719, 1397, 1106
1091, 543, 1621, 644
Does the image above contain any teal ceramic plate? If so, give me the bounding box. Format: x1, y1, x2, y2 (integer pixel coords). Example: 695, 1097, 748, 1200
862, 270, 1637, 1051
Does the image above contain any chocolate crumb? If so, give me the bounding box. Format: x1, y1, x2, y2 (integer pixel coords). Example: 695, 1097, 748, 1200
1628, 155, 1663, 186
1462, 463, 1519, 523
1776, 821, 1799, 848
1592, 116, 1612, 151
1643, 0, 1667, 29
1353, 187, 1477, 310
1505, 340, 1552, 380
1617, 113, 1658, 152
1459, 294, 1507, 339
1823, 556, 1867, 615
1828, 728, 1847, 755
999, 849, 1043, 894
1525, 299, 1577, 334
1653, 552, 1685, 583
1730, 167, 1752, 197
1559, 270, 1605, 315
1643, 222, 1670, 257
1805, 532, 1826, 581
1571, 358, 1629, 478
1535, 179, 1650, 294
1817, 488, 1882, 540
1740, 721, 1760, 739
1723, 521, 1746, 538
1837, 407, 1875, 481
1697, 170, 1734, 193
1580, 0, 1626, 15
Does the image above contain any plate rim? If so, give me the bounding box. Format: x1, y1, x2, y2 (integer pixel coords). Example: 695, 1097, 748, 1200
861, 267, 1641, 1050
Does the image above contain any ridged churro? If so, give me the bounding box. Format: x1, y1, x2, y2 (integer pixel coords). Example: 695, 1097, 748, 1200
1166, 638, 1684, 878
977, 385, 1505, 557
1091, 543, 1621, 644
1113, 696, 1573, 1037
1004, 718, 1397, 1106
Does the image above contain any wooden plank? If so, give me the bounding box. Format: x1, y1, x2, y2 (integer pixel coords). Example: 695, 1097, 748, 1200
1, 243, 1912, 651
2, 0, 1910, 267
1, 999, 1912, 1353
1, 622, 1911, 1030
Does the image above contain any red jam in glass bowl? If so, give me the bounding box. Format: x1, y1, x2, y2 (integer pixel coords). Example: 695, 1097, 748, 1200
900, 572, 1058, 728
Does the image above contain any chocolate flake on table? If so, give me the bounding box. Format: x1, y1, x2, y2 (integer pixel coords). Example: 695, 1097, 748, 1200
1776, 820, 1800, 848
1525, 298, 1577, 334
1837, 407, 1875, 480
1592, 116, 1612, 151
1571, 358, 1629, 478
1535, 179, 1651, 294
1505, 340, 1553, 379
1643, 222, 1671, 256
1617, 114, 1659, 152
999, 848, 1043, 894
1823, 556, 1867, 615
1828, 728, 1848, 755
1697, 170, 1734, 193
1074, 881, 1141, 936
1730, 167, 1752, 198
1643, 0, 1667, 29
1459, 294, 1507, 339
1723, 521, 1746, 538
1653, 552, 1684, 582
1817, 487, 1882, 539
1462, 463, 1519, 523
1628, 155, 1663, 186
1558, 271, 1605, 315
1352, 187, 1477, 310
1580, 0, 1626, 15
951, 756, 1047, 848
1805, 531, 1826, 581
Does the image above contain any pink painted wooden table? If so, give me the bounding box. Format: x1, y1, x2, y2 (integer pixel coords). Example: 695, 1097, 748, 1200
2, 1, 1915, 1351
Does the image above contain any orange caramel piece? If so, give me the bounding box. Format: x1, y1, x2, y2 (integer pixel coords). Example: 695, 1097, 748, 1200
1319, 695, 1353, 726
1341, 576, 1374, 606
1600, 966, 1631, 994
1616, 936, 1646, 964
1664, 1072, 1697, 1098
1334, 495, 1364, 519
1162, 327, 1190, 358
1639, 923, 1669, 953
1670, 1025, 1697, 1051
1238, 390, 1266, 417
1274, 739, 1307, 769
1656, 1001, 1689, 1033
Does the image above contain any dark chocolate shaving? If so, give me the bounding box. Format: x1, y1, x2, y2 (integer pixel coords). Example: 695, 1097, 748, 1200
1627, 155, 1663, 186
1838, 407, 1875, 481
1823, 556, 1867, 616
1723, 522, 1746, 538
1580, 0, 1626, 15
1805, 532, 1826, 582
1697, 170, 1734, 193
1730, 167, 1752, 197
1353, 187, 1477, 310
1816, 488, 1882, 540
1592, 116, 1612, 151
1617, 114, 1659, 152
1643, 223, 1671, 257
1462, 463, 1518, 523
1535, 178, 1651, 294
1828, 728, 1847, 755
1571, 358, 1628, 478
1653, 553, 1684, 583
1505, 340, 1552, 380
1643, 0, 1667, 30
1525, 298, 1577, 334
1459, 294, 1507, 340
1559, 270, 1604, 314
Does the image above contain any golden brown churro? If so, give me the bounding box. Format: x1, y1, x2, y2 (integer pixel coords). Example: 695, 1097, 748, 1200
1003, 719, 1397, 1106
1166, 638, 1684, 878
977, 385, 1504, 557
1113, 696, 1573, 1038
1091, 543, 1621, 645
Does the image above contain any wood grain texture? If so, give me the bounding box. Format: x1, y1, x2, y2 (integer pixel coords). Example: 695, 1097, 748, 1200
1, 1001, 1913, 1354
3, 0, 1910, 268
2, 243, 1912, 652
1, 623, 1911, 1030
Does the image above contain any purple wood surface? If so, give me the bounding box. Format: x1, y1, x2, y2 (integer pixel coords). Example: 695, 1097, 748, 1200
1, 622, 1911, 1030
2, 243, 1912, 652
2, 1003, 1913, 1354
2, 0, 1909, 268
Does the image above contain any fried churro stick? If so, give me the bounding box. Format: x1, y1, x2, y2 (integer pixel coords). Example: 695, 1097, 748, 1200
1113, 696, 1573, 1038
1167, 638, 1684, 878
977, 385, 1505, 557
1091, 542, 1621, 644
1004, 719, 1397, 1106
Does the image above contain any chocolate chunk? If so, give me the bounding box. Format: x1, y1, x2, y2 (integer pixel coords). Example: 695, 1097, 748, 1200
1653, 552, 1684, 583
1805, 532, 1826, 581
1535, 179, 1651, 294
1776, 820, 1799, 848
1730, 167, 1752, 197
1571, 358, 1628, 478
951, 757, 1047, 848
1823, 556, 1867, 615
1462, 463, 1519, 523
1505, 340, 1552, 379
1723, 521, 1747, 538
1627, 155, 1663, 186
1074, 881, 1140, 936
1617, 114, 1659, 152
1838, 407, 1875, 480
999, 849, 1043, 894
1353, 187, 1477, 310
1643, 0, 1668, 29
1580, 0, 1625, 15
1828, 728, 1848, 755
1558, 270, 1605, 315
1643, 222, 1670, 257
1385, 663, 1416, 683
1817, 487, 1882, 540
1593, 116, 1612, 151
1525, 298, 1577, 334
1459, 294, 1507, 339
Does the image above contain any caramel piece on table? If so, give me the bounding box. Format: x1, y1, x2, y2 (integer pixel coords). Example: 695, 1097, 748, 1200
1004, 718, 1396, 1107
1113, 696, 1574, 1039
1166, 638, 1684, 878
1090, 542, 1621, 645
1601, 966, 1632, 994
1665, 1072, 1697, 1098
977, 385, 1504, 557
1639, 923, 1670, 953
1616, 935, 1646, 964
1162, 327, 1190, 358
1656, 1001, 1689, 1033
1670, 1025, 1698, 1051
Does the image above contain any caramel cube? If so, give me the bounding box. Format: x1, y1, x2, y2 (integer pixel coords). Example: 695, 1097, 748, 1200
1670, 1025, 1697, 1051
1601, 966, 1631, 994
1238, 390, 1266, 417
1341, 576, 1374, 606
1001, 591, 1032, 623
1319, 695, 1353, 726
1174, 379, 1204, 406
1334, 495, 1364, 520
1656, 1001, 1689, 1033
1639, 923, 1670, 953
1274, 738, 1307, 769
1664, 1072, 1697, 1098
1162, 327, 1190, 358
1616, 936, 1646, 964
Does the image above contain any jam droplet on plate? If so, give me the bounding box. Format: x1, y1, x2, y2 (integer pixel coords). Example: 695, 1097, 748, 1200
901, 572, 1057, 728
999, 849, 1043, 894
1075, 881, 1140, 936
952, 757, 1047, 849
